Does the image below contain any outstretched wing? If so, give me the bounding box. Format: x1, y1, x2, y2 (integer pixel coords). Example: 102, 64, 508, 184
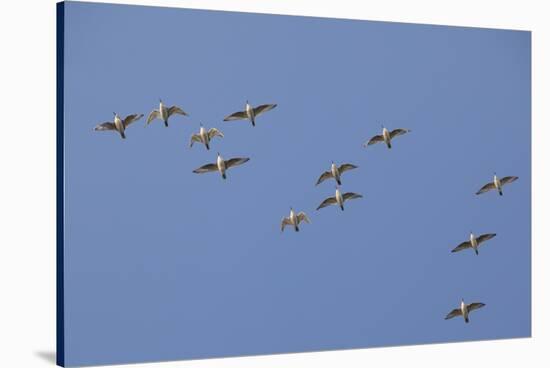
281, 217, 292, 232
467, 302, 485, 312
451, 241, 471, 253
317, 197, 337, 210
501, 176, 518, 185
225, 157, 250, 169
476, 233, 496, 245
168, 105, 188, 117
223, 110, 248, 121
189, 134, 202, 147
338, 163, 358, 173
94, 122, 116, 131
146, 110, 160, 125
364, 135, 384, 147
476, 182, 496, 195
253, 104, 277, 117
316, 171, 333, 186
343, 192, 362, 201
123, 113, 144, 128
208, 128, 224, 139
445, 308, 462, 320
297, 212, 310, 224
390, 128, 410, 138
192, 163, 218, 174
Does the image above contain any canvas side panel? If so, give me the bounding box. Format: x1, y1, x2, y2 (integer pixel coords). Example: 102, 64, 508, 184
56, 2, 65, 367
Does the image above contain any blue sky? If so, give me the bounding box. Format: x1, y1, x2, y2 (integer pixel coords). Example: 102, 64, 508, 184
62, 2, 531, 366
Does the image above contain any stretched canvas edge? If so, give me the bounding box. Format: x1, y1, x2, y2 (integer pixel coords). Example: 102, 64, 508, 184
56, 2, 66, 367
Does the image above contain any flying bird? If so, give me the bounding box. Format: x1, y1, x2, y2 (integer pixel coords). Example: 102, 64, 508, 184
281, 207, 310, 232
445, 299, 485, 323
317, 186, 362, 211
192, 153, 249, 180
476, 173, 518, 196
189, 124, 224, 150
146, 99, 188, 127
223, 100, 277, 127
316, 161, 358, 186
452, 232, 496, 255
94, 112, 143, 139
364, 125, 410, 149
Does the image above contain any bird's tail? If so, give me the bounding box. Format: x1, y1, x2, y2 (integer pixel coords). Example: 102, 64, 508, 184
387, 142, 392, 149
251, 118, 256, 127
222, 173, 227, 180
295, 226, 299, 232
499, 190, 503, 196
206, 143, 210, 150
120, 131, 126, 139
465, 317, 469, 323
340, 205, 345, 211
164, 120, 169, 127
475, 249, 479, 255
337, 178, 342, 185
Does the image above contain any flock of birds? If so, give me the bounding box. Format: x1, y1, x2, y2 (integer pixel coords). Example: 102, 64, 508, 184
94, 98, 519, 325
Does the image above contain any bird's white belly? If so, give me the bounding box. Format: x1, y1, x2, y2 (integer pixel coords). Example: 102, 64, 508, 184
332, 167, 339, 181
160, 106, 168, 120
115, 119, 124, 132
336, 192, 343, 206
218, 160, 226, 174
246, 106, 254, 120
383, 131, 390, 143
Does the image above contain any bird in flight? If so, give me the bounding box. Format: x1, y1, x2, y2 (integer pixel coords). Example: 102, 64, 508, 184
189, 124, 224, 150
452, 232, 496, 255
317, 186, 363, 211
476, 173, 518, 196
316, 161, 358, 186
223, 101, 277, 127
192, 153, 249, 180
281, 207, 310, 232
364, 125, 410, 149
146, 99, 188, 127
445, 299, 485, 323
94, 112, 144, 139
